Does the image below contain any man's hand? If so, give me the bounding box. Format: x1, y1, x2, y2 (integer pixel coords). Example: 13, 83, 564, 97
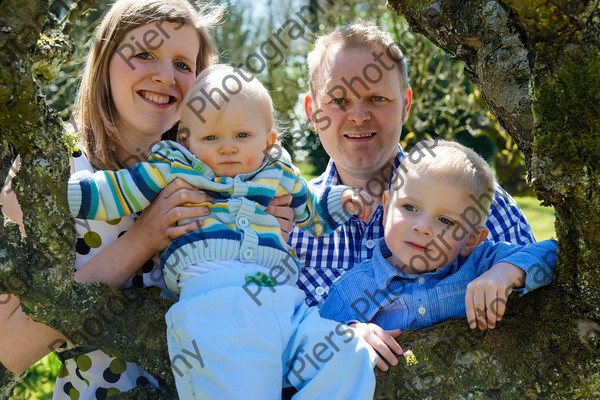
349, 322, 403, 371
465, 262, 526, 330
342, 189, 373, 222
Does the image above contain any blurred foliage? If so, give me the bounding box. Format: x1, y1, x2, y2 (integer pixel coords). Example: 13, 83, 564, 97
41, 0, 530, 194
10, 353, 60, 400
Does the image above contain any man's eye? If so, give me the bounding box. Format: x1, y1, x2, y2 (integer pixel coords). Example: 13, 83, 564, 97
372, 96, 386, 102
439, 217, 454, 226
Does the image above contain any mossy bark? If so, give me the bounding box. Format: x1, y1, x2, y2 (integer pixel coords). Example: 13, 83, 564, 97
382, 0, 600, 397
0, 0, 174, 396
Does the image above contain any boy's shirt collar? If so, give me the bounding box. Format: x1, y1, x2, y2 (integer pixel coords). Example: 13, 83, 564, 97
372, 238, 461, 284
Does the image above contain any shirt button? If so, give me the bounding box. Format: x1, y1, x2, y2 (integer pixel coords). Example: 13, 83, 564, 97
418, 306, 426, 315
237, 217, 249, 227
418, 277, 426, 285
365, 239, 375, 249
242, 248, 254, 259
315, 287, 325, 296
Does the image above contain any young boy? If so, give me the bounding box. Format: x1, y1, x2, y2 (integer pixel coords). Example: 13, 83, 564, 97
320, 140, 557, 332
68, 64, 376, 399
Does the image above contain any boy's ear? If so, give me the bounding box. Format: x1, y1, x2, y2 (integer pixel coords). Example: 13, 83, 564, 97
460, 226, 489, 257
381, 190, 391, 225
304, 92, 315, 126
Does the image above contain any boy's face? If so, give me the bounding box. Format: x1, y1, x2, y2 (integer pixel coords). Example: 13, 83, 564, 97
382, 169, 487, 274
182, 96, 276, 177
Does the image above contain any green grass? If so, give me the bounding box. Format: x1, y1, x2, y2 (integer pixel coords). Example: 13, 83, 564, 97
513, 196, 556, 241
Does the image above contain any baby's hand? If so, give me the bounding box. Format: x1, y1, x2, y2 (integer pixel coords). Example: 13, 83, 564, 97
465, 262, 526, 330
341, 189, 373, 222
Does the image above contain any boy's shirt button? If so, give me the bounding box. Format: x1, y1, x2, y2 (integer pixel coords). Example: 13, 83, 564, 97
418, 306, 427, 315
418, 277, 426, 285
365, 239, 375, 249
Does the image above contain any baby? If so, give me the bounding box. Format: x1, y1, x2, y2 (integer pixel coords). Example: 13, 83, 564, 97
320, 140, 557, 333
68, 64, 376, 399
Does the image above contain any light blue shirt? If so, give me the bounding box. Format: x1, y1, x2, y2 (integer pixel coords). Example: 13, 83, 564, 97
319, 238, 557, 330
289, 145, 536, 306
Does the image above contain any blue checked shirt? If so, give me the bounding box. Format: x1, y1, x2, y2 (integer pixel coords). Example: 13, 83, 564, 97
288, 145, 536, 306
319, 238, 557, 330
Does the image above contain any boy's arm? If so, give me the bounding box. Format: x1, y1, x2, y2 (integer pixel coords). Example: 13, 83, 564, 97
466, 240, 558, 330
68, 161, 169, 220
320, 287, 403, 372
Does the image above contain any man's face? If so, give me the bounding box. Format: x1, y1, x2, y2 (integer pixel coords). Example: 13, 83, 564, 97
306, 46, 412, 185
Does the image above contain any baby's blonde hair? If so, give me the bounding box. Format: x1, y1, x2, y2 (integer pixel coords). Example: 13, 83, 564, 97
179, 64, 278, 137
392, 139, 496, 224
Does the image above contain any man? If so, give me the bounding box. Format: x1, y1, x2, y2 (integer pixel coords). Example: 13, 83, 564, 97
288, 20, 534, 370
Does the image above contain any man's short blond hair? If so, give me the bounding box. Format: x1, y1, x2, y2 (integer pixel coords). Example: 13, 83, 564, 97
392, 139, 496, 225
307, 19, 409, 97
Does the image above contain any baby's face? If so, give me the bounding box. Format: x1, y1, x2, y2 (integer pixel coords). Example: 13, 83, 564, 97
382, 169, 482, 274
182, 96, 276, 177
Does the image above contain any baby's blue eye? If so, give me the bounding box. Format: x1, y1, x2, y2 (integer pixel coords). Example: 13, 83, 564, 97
439, 217, 454, 226
204, 135, 217, 141
237, 132, 249, 138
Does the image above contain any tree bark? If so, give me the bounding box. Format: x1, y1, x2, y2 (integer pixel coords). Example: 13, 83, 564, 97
0, 1, 175, 397
377, 0, 600, 397
2, 0, 599, 398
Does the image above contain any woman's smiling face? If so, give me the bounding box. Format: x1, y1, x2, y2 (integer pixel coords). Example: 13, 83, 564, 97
108, 22, 200, 147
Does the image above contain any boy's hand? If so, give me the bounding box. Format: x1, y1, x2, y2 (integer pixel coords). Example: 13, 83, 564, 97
342, 189, 373, 222
349, 322, 403, 371
465, 262, 526, 330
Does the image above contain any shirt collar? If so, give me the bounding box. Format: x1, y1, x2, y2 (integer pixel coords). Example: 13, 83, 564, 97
372, 238, 461, 283
319, 144, 406, 189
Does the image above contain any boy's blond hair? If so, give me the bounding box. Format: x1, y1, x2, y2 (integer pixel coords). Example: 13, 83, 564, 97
74, 0, 222, 170
393, 139, 496, 225
179, 64, 278, 136
306, 19, 409, 97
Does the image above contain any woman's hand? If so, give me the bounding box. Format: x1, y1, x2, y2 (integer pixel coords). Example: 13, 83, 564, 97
128, 178, 213, 254
266, 194, 294, 241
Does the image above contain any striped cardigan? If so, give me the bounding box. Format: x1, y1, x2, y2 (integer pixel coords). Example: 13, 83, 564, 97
68, 140, 353, 293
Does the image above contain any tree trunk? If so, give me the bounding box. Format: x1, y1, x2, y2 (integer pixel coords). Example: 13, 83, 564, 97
1, 0, 599, 399
0, 1, 175, 397
376, 0, 600, 397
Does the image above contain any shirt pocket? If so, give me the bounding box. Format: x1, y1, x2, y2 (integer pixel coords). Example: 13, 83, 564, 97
374, 297, 411, 331
433, 280, 470, 323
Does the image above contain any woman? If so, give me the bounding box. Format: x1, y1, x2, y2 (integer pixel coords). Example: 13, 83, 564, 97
0, 0, 292, 398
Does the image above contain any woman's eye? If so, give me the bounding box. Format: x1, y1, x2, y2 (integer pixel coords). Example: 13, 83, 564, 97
176, 61, 192, 72
237, 132, 249, 138
134, 52, 152, 60
439, 217, 454, 226
332, 98, 345, 105
403, 204, 416, 212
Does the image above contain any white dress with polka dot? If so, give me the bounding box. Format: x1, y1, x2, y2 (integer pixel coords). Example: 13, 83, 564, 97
53, 151, 176, 400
